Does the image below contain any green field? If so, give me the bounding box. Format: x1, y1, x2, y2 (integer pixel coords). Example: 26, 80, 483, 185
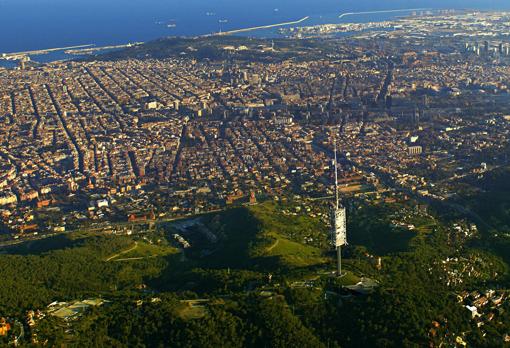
183, 203, 329, 271
177, 301, 209, 320
258, 232, 327, 268
107, 241, 178, 262
248, 202, 328, 268
150, 203, 335, 293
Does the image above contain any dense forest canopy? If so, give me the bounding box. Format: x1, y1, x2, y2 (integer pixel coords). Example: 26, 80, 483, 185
1, 178, 510, 346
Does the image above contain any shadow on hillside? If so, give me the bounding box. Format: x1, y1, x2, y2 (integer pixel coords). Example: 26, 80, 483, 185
349, 226, 415, 256
4, 234, 84, 255
150, 207, 286, 291
456, 168, 510, 269
200, 207, 263, 268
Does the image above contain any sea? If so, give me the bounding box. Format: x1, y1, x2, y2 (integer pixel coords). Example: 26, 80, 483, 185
0, 0, 509, 67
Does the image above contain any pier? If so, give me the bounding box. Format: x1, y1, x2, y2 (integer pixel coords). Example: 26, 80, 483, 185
65, 42, 143, 55
339, 8, 431, 19
208, 16, 310, 37
1, 44, 94, 60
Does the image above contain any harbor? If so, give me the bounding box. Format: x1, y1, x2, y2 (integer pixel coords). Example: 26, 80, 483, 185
0, 42, 143, 67
0, 44, 93, 61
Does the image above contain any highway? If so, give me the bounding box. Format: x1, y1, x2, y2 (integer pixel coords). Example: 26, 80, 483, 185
210, 16, 310, 36
339, 8, 431, 19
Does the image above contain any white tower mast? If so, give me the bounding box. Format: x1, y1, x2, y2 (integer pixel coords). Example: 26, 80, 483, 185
332, 130, 347, 276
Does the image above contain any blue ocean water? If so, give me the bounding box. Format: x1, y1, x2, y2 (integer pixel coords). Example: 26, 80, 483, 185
0, 0, 508, 63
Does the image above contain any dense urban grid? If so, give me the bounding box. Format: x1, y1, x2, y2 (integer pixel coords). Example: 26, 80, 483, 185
1, 11, 510, 238
2, 10, 510, 346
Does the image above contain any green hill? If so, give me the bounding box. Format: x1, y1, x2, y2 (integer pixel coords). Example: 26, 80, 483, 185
248, 203, 328, 268
196, 203, 328, 270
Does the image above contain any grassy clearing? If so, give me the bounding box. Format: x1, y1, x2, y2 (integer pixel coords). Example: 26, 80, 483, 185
250, 203, 328, 246
260, 232, 327, 268
336, 271, 361, 286
193, 203, 328, 270
109, 241, 178, 261
177, 303, 207, 320
247, 202, 328, 268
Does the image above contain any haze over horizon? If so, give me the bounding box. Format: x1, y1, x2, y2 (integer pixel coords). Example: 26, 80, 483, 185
1, 0, 509, 53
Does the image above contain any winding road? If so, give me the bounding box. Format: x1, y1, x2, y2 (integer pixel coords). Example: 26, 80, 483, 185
106, 242, 138, 262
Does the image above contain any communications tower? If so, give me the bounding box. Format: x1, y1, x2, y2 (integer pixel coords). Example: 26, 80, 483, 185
331, 137, 347, 276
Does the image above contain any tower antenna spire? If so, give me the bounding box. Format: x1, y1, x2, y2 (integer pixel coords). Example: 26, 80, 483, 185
334, 136, 339, 210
